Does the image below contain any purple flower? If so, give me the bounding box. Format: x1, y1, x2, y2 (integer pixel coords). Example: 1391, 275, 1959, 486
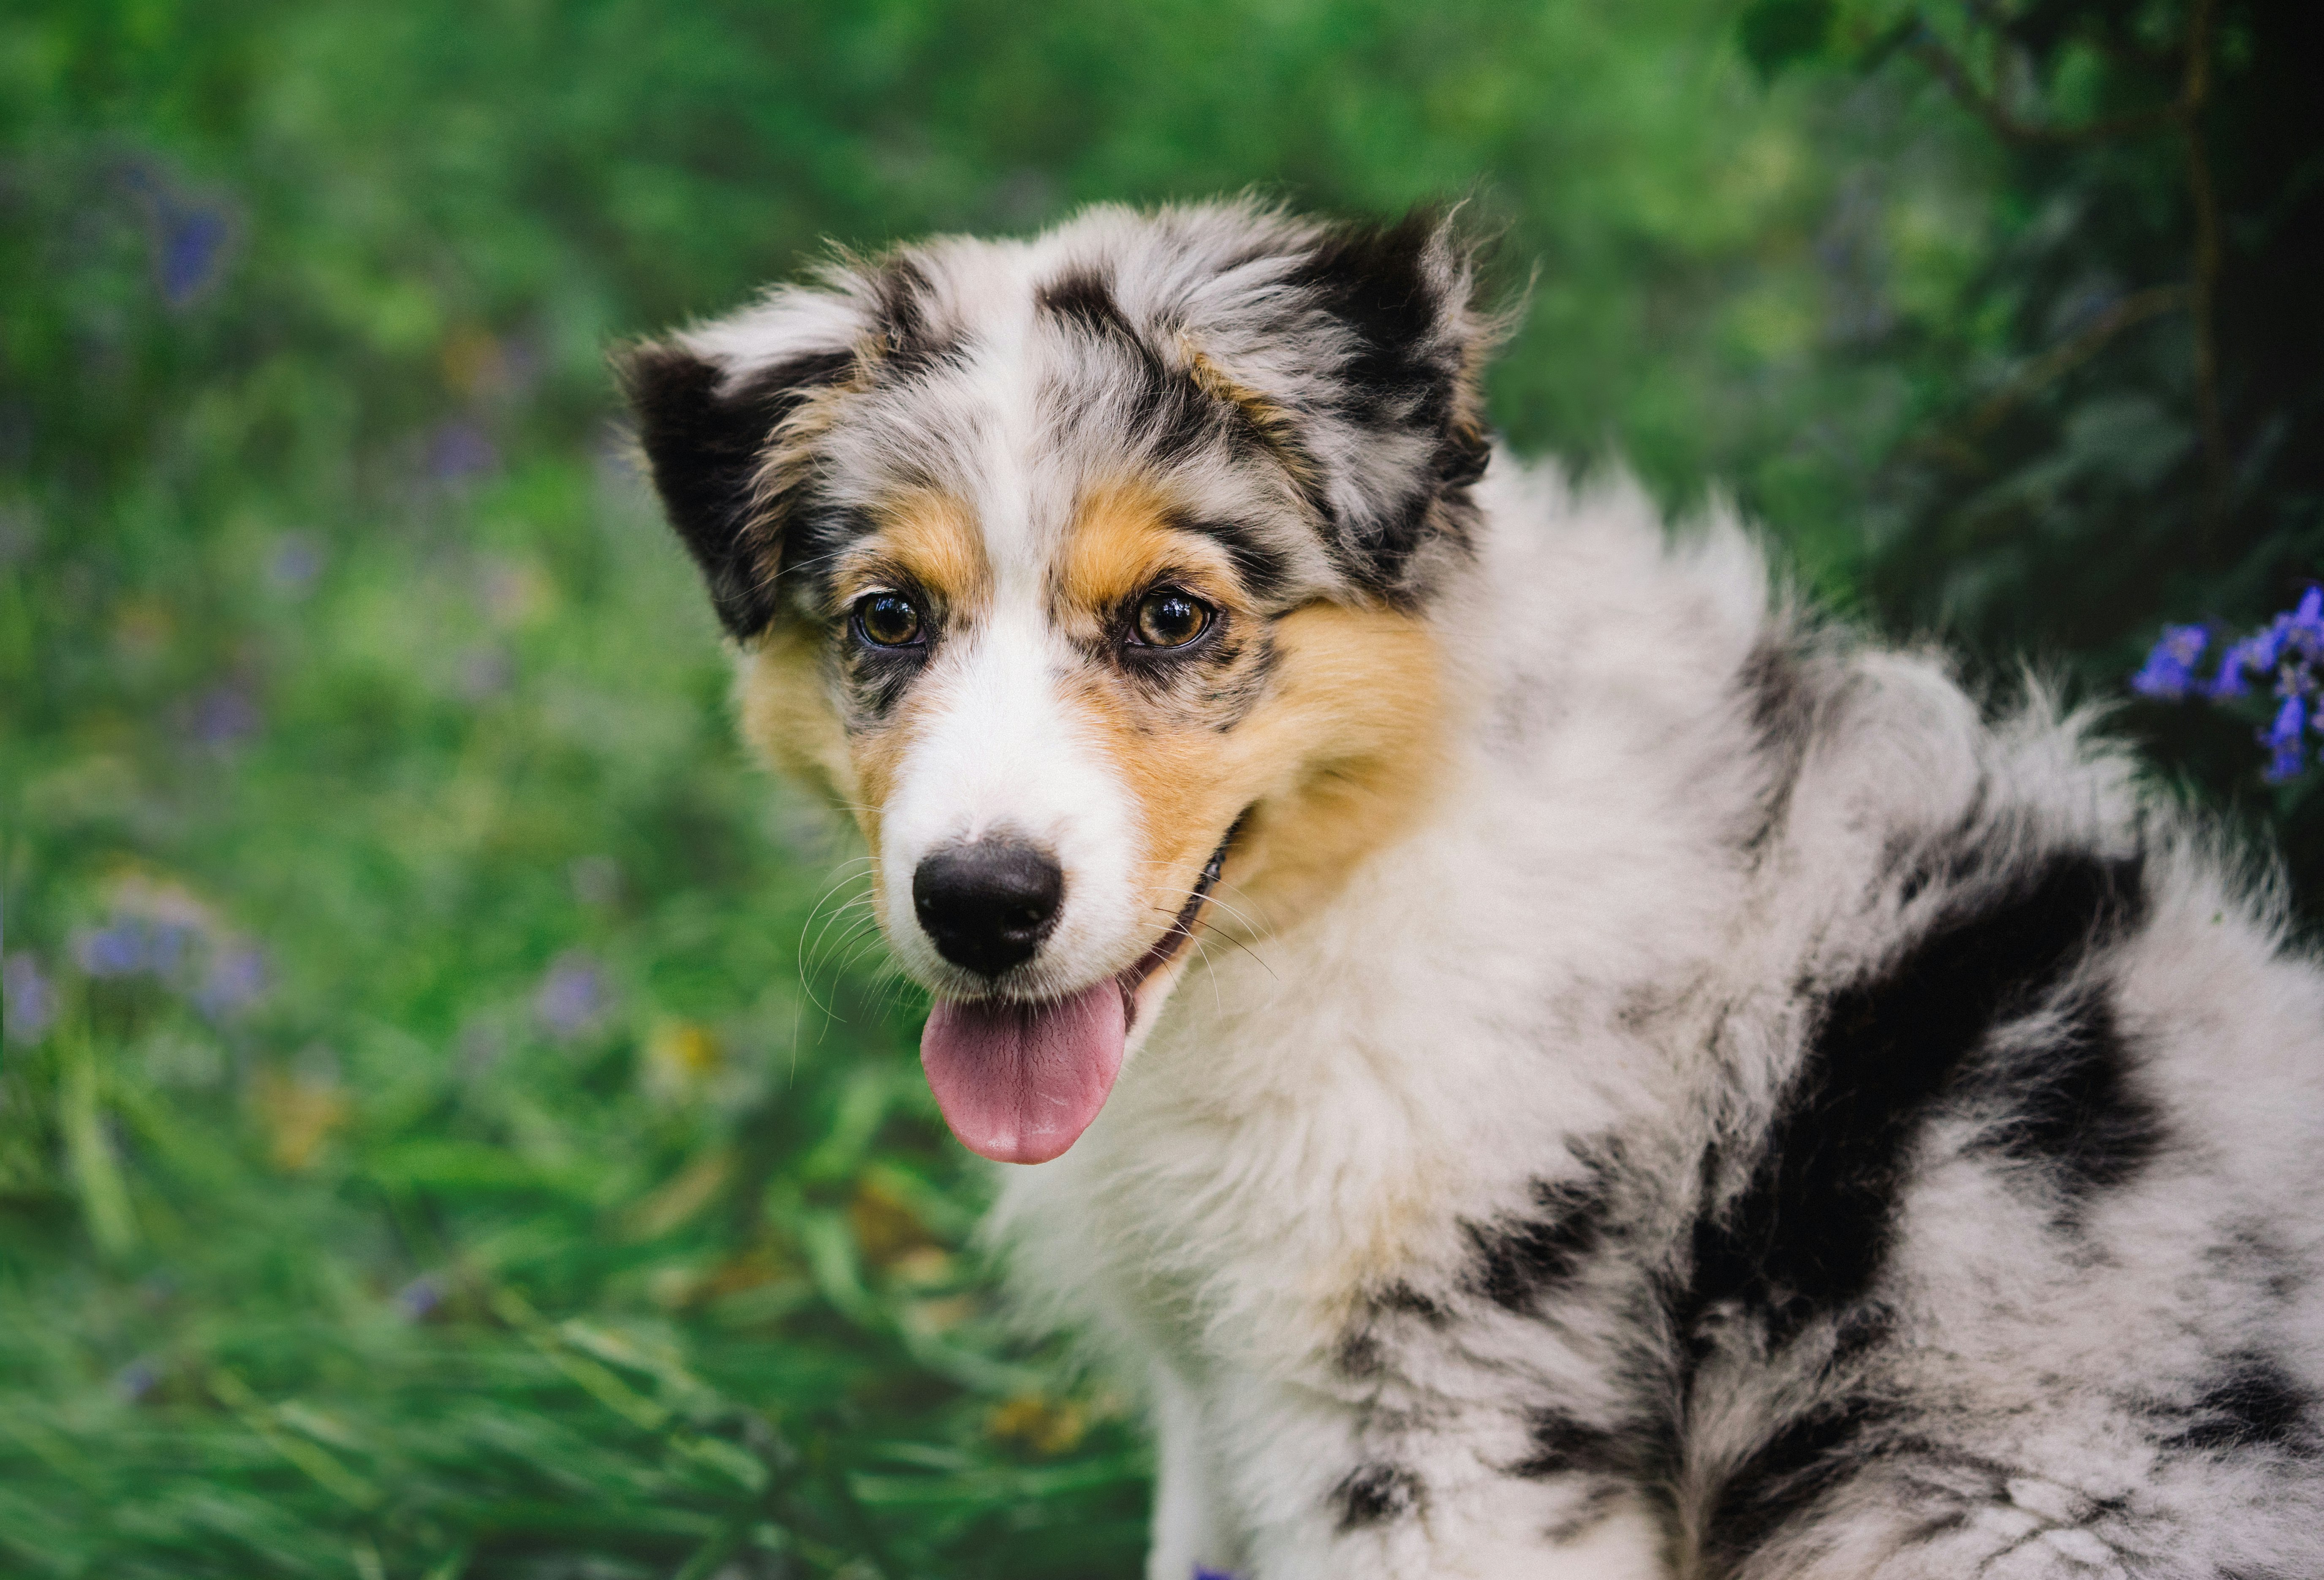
2246, 624, 2284, 676
394, 1275, 445, 1322
76, 924, 144, 977
2208, 636, 2259, 699
112, 1358, 161, 1404
73, 909, 212, 982
196, 946, 268, 1019
158, 206, 229, 305
124, 165, 232, 307
2263, 695, 2308, 782
3, 953, 54, 1044
1194, 1569, 1239, 1580
535, 952, 610, 1037
76, 917, 194, 978
268, 536, 322, 595
2141, 591, 2324, 782
426, 420, 497, 482
2285, 588, 2324, 659
190, 685, 262, 747
2130, 625, 2208, 699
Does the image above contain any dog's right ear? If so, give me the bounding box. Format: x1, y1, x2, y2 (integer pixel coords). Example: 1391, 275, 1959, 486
615, 331, 859, 640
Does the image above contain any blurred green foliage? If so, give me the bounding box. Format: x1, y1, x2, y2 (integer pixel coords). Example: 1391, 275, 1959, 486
0, 0, 2314, 1575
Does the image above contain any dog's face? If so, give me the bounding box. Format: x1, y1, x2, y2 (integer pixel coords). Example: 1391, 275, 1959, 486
622, 202, 1494, 1163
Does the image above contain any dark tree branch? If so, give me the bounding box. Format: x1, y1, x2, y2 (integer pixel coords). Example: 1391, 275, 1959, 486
1910, 285, 2190, 476
1908, 27, 2174, 147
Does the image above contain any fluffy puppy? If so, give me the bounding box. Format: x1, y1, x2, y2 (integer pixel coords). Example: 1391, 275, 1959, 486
620, 200, 2324, 1579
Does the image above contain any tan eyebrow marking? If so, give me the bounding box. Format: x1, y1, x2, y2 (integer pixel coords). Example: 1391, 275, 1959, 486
840, 491, 992, 614
1057, 478, 1241, 616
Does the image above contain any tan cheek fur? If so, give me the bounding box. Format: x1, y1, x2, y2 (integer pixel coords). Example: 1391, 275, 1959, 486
736, 493, 989, 887
736, 627, 854, 804
1068, 603, 1447, 950
1057, 481, 1447, 949
1054, 482, 1280, 937
1209, 603, 1448, 935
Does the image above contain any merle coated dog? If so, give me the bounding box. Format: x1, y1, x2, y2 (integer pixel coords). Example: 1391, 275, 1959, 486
619, 200, 2324, 1578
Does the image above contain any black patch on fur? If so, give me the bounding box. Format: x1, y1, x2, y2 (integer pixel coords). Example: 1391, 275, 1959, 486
1543, 1481, 1628, 1544
1196, 631, 1279, 733
1829, 1301, 1898, 1363
1374, 1281, 1451, 1326
1703, 1396, 1899, 1567
780, 501, 883, 619
1969, 990, 2165, 1208
1331, 1463, 1422, 1530
1037, 266, 1137, 342
1462, 1166, 1617, 1313
1738, 637, 1821, 852
619, 343, 858, 638
1510, 1409, 1647, 1481
1175, 514, 1292, 605
870, 255, 955, 376
1688, 850, 2147, 1345
1292, 212, 1446, 423
1335, 1330, 1385, 1380
2161, 1354, 2318, 1457
1287, 209, 1487, 592
1037, 266, 1218, 464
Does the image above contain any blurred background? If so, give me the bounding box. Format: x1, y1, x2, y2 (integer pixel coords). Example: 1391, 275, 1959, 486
1, 1, 2316, 1575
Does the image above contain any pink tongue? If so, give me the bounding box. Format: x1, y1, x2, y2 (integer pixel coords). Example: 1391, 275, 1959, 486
920, 981, 1128, 1164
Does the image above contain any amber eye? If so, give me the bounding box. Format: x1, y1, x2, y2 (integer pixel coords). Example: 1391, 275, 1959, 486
853, 592, 924, 648
1132, 588, 1213, 649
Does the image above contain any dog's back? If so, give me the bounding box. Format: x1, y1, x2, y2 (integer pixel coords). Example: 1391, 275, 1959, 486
622, 201, 2324, 1577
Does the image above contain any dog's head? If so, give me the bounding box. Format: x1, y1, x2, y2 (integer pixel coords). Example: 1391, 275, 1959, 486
620, 201, 1496, 1162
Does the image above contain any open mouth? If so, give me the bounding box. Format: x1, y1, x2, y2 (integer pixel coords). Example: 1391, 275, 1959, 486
918, 826, 1237, 1165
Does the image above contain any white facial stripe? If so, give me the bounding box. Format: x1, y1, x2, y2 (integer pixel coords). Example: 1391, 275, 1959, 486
879, 606, 1143, 994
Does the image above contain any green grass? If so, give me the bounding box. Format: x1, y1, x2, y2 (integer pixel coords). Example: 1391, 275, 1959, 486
0, 452, 1150, 1576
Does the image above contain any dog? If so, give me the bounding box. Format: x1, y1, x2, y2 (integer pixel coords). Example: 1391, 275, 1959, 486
618, 200, 2324, 1578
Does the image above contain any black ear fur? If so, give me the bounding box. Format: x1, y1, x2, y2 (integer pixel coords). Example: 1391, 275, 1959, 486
617, 342, 854, 639
1290, 208, 1496, 592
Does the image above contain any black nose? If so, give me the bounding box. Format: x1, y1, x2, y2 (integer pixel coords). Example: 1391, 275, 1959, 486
912, 838, 1065, 978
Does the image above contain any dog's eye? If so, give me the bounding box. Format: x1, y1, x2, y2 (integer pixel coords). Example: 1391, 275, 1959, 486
853, 593, 925, 648
1132, 589, 1213, 649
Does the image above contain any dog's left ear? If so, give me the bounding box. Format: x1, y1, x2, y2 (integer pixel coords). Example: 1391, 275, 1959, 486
615, 312, 861, 641
1281, 207, 1500, 595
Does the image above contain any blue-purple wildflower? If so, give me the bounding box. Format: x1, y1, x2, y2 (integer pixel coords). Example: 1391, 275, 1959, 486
2129, 624, 2207, 700
76, 916, 196, 978
2134, 587, 2324, 781
394, 1275, 445, 1322
269, 535, 323, 595
123, 166, 232, 306
427, 420, 497, 482
536, 952, 610, 1038
2267, 695, 2311, 782
196, 946, 269, 1020
157, 206, 230, 304
3, 953, 55, 1044
189, 684, 262, 747
112, 1357, 162, 1405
